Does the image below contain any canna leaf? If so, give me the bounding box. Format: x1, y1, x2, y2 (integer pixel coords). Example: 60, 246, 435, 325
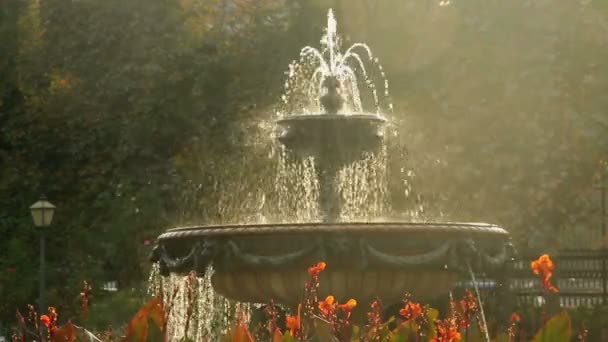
425, 308, 439, 340
52, 321, 77, 342
282, 331, 296, 342
230, 322, 255, 342
122, 297, 164, 342
272, 328, 283, 342
532, 311, 572, 342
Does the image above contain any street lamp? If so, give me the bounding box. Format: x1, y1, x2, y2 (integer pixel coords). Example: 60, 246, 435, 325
30, 196, 55, 314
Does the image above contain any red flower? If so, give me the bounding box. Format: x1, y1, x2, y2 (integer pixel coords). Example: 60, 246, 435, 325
308, 262, 326, 278
285, 314, 300, 335
318, 295, 336, 316
40, 315, 51, 329
531, 254, 558, 293
7, 267, 16, 273
144, 239, 152, 246
433, 319, 461, 342
458, 290, 478, 328
400, 302, 423, 321
510, 312, 521, 323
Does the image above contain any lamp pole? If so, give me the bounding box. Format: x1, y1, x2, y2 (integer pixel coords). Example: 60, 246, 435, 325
39, 229, 46, 314
601, 171, 607, 305
30, 197, 55, 315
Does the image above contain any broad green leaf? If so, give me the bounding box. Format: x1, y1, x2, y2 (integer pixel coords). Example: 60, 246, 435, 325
313, 317, 338, 342
425, 308, 439, 340
350, 325, 361, 342
461, 323, 485, 342
494, 333, 510, 342
282, 331, 296, 342
391, 320, 417, 342
532, 311, 572, 342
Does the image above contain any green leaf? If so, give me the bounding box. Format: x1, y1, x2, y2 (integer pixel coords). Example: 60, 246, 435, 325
532, 311, 572, 342
494, 333, 510, 342
425, 308, 439, 340
462, 325, 486, 342
350, 325, 361, 342
312, 317, 338, 342
390, 320, 418, 342
282, 331, 296, 342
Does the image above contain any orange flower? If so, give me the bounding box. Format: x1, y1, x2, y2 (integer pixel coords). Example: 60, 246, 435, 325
285, 314, 300, 335
338, 299, 357, 313
40, 315, 51, 329
318, 295, 336, 316
531, 254, 558, 293
308, 262, 326, 278
399, 302, 423, 321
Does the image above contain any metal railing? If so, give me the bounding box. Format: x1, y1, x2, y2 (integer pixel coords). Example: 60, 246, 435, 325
509, 249, 608, 307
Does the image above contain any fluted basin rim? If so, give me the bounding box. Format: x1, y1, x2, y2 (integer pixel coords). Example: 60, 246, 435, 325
158, 222, 508, 240
276, 113, 387, 125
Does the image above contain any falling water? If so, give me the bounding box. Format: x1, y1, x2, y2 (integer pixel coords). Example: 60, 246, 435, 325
339, 148, 390, 221
148, 264, 249, 340
275, 151, 320, 222
274, 147, 391, 222
467, 263, 490, 342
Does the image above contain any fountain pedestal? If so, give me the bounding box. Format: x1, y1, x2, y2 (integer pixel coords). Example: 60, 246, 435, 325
277, 113, 386, 222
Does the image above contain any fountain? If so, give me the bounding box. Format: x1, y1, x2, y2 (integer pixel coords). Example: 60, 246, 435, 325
151, 9, 512, 328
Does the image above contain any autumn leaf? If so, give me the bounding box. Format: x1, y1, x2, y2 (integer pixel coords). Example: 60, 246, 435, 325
227, 322, 255, 342
52, 322, 77, 342
272, 328, 283, 342
122, 297, 165, 342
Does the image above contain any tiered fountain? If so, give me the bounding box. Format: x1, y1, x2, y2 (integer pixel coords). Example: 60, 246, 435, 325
151, 8, 512, 328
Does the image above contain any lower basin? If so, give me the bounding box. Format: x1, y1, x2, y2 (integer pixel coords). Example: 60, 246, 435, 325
152, 222, 511, 307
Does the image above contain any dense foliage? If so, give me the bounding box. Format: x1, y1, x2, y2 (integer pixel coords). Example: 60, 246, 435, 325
1, 0, 607, 331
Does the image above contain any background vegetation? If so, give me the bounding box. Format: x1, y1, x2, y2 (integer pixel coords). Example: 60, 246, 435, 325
1, 0, 607, 332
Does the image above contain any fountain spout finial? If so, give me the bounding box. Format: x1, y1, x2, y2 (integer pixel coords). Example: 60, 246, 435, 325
320, 75, 344, 114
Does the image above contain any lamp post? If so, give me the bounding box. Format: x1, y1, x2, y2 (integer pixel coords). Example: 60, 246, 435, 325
30, 196, 55, 315
595, 165, 607, 305
600, 172, 607, 305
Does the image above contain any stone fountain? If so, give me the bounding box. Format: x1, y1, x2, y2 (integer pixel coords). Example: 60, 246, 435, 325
151, 9, 512, 320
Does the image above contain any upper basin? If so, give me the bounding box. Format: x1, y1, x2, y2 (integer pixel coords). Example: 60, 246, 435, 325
276, 113, 387, 162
